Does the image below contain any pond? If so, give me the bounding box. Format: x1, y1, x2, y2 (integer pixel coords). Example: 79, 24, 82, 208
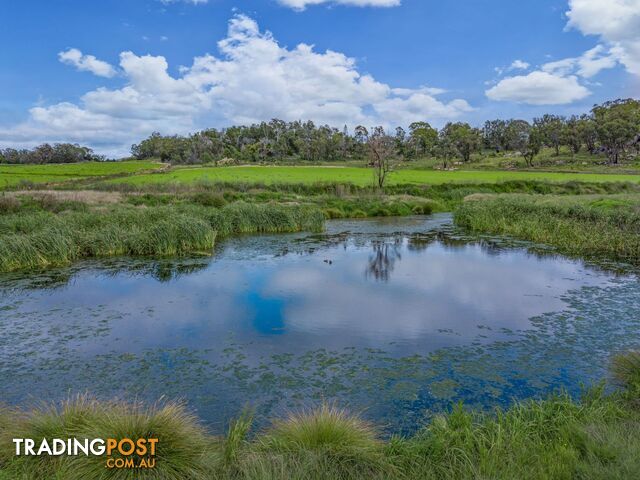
1, 214, 639, 434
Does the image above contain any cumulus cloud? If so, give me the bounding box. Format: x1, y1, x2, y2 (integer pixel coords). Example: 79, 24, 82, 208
566, 0, 640, 75
486, 43, 617, 105
1, 15, 470, 157
486, 0, 638, 105
542, 45, 617, 78
485, 71, 591, 105
58, 48, 117, 78
277, 0, 400, 9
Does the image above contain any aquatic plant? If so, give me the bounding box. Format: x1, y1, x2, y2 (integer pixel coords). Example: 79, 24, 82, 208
0, 202, 325, 272
455, 194, 640, 263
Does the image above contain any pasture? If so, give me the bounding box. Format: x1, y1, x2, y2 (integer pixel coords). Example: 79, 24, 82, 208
107, 165, 640, 187
0, 160, 163, 188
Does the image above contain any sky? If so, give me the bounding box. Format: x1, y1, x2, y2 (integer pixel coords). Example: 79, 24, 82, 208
0, 0, 639, 157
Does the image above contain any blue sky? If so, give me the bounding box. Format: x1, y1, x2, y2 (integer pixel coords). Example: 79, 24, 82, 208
0, 0, 638, 156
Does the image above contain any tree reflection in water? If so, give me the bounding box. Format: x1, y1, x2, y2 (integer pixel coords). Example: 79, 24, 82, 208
366, 239, 403, 282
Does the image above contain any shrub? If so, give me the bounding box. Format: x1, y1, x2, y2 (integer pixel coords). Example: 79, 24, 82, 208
190, 191, 227, 208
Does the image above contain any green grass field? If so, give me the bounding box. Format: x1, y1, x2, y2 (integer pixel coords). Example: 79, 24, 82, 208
0, 160, 163, 188
107, 165, 640, 187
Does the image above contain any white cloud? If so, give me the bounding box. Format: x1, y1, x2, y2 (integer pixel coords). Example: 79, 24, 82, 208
542, 45, 617, 78
566, 0, 640, 75
509, 60, 530, 71
493, 59, 530, 76
58, 48, 117, 78
277, 0, 400, 10
485, 71, 591, 105
487, 45, 616, 105
1, 15, 470, 157
485, 0, 638, 105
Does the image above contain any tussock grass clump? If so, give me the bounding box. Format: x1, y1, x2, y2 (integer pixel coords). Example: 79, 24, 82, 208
0, 396, 214, 480
612, 351, 640, 393
236, 405, 390, 480
262, 405, 381, 454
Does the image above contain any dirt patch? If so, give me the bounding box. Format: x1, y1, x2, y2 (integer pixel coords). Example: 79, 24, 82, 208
8, 190, 124, 205
463, 193, 499, 202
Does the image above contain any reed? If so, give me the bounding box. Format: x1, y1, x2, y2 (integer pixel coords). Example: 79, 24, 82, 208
0, 202, 325, 272
455, 194, 640, 263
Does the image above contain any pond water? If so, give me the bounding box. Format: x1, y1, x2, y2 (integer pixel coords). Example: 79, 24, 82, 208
1, 214, 639, 434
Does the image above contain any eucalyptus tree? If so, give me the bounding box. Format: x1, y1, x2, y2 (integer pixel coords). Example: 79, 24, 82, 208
482, 119, 508, 151
534, 114, 566, 155
503, 120, 531, 151
408, 121, 438, 157
576, 115, 598, 154
562, 116, 583, 155
441, 122, 483, 163
592, 99, 640, 164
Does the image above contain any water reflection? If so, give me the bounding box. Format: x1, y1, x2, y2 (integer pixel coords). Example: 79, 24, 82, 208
366, 240, 402, 282
0, 214, 638, 434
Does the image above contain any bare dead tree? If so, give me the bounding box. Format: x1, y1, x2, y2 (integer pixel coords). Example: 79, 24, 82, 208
367, 126, 397, 188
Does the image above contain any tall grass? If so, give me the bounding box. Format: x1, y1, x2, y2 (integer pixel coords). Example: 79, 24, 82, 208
612, 351, 640, 394
95, 178, 640, 215
0, 202, 324, 272
455, 194, 640, 263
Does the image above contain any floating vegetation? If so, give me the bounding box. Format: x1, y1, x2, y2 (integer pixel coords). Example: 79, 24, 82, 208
1, 276, 638, 436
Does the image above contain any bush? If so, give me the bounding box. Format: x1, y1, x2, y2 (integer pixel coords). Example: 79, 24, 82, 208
190, 191, 227, 208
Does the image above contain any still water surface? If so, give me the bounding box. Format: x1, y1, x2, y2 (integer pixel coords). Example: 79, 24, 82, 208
1, 214, 638, 433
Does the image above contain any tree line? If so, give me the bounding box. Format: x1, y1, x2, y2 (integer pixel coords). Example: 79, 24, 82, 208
131, 98, 640, 167
1, 98, 638, 166
0, 143, 105, 164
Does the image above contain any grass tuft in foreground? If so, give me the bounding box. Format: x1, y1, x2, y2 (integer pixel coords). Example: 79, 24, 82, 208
0, 396, 214, 480
612, 351, 640, 395
1, 352, 640, 479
